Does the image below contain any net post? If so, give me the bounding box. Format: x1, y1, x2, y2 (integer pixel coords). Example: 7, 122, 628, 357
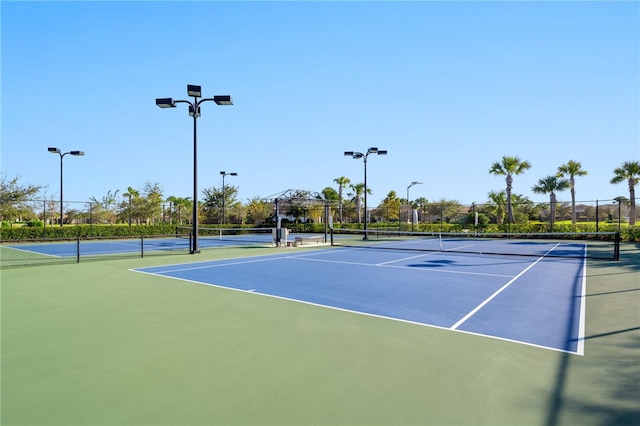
614, 231, 620, 261
141, 235, 144, 258
76, 238, 80, 263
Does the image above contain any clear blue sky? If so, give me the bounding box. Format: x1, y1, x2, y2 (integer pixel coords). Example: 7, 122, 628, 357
2, 1, 639, 207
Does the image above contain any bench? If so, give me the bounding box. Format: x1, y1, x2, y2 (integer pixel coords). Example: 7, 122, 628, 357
294, 235, 324, 246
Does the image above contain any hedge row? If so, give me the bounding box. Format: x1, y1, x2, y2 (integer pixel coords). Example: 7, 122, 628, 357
1, 222, 638, 243
0, 224, 176, 240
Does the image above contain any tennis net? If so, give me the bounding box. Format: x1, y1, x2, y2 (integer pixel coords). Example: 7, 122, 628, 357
330, 228, 620, 260
175, 226, 276, 245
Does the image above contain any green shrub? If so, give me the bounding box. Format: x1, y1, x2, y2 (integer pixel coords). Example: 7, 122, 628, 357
624, 226, 640, 242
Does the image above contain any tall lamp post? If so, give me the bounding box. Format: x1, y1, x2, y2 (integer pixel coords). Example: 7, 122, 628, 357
407, 181, 423, 229
126, 192, 132, 231
344, 147, 387, 239
48, 147, 84, 226
156, 85, 233, 254
220, 171, 237, 224
614, 196, 625, 233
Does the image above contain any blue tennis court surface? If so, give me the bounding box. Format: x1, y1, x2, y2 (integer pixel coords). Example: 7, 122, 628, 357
133, 245, 587, 354
5, 234, 278, 257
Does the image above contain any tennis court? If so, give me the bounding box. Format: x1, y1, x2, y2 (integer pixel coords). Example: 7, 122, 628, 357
3, 229, 279, 257
134, 241, 589, 354
2, 240, 639, 425
1, 228, 322, 267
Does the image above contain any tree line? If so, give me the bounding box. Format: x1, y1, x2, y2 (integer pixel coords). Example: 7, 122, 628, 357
1, 158, 639, 229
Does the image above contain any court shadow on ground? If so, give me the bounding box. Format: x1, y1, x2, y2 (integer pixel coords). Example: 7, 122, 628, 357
408, 256, 531, 269
544, 243, 640, 426
408, 259, 457, 267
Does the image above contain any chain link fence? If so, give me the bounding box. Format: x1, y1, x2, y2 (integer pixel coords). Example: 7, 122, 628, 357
1, 235, 191, 268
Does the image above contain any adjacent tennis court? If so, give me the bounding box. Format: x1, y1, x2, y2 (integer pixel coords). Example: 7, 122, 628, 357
2, 229, 278, 257
134, 242, 588, 354
1, 228, 322, 267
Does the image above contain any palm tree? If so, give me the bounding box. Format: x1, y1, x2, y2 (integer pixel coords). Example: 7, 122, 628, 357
489, 156, 532, 224
413, 197, 428, 223
334, 176, 350, 223
531, 176, 570, 230
166, 195, 179, 225
122, 187, 140, 226
349, 182, 370, 224
486, 190, 507, 224
167, 196, 191, 225
557, 160, 588, 225
610, 161, 640, 226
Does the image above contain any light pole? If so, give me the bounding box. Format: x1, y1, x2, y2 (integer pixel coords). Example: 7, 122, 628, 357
126, 193, 132, 230
614, 196, 625, 233
156, 85, 233, 253
48, 147, 84, 226
407, 181, 422, 230
344, 147, 387, 239
220, 171, 237, 224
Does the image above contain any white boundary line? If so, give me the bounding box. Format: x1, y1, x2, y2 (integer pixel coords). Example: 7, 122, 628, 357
450, 243, 562, 330
576, 247, 588, 355
138, 253, 513, 279
375, 251, 441, 265
291, 256, 514, 278
131, 243, 587, 355
3, 245, 64, 258
131, 266, 583, 355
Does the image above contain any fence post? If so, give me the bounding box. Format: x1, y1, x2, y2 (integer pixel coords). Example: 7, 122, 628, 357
43, 200, 46, 238
76, 238, 80, 263
141, 235, 144, 258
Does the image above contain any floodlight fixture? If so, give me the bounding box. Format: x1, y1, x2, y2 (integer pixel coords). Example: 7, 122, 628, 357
213, 95, 233, 105
187, 85, 202, 97
188, 106, 201, 117
155, 98, 176, 108
220, 171, 238, 224
156, 84, 233, 253
407, 181, 424, 227
343, 146, 388, 239
47, 147, 84, 226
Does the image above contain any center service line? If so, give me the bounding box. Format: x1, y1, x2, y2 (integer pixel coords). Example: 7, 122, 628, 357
449, 243, 562, 330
